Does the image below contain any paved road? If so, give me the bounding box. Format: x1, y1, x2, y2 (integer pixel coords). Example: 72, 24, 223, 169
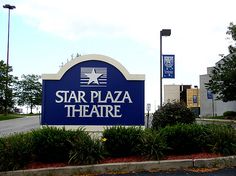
99, 167, 236, 176
0, 116, 40, 137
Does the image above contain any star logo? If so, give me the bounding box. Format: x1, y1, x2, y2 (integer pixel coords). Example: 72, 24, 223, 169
85, 68, 103, 85
80, 67, 107, 87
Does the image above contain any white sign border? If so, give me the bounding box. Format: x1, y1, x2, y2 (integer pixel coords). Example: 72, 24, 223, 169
42, 54, 145, 80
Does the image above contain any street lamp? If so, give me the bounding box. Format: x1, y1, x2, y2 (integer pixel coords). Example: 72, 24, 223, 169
160, 29, 171, 107
3, 4, 16, 68
3, 4, 15, 114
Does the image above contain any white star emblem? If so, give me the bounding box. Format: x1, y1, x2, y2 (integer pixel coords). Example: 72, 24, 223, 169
85, 68, 103, 85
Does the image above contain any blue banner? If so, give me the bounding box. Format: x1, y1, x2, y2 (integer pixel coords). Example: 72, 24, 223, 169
193, 95, 198, 103
41, 55, 145, 126
207, 90, 213, 99
163, 55, 175, 78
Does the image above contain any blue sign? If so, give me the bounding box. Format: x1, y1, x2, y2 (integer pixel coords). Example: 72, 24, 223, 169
207, 90, 213, 99
163, 55, 175, 78
193, 95, 198, 103
41, 54, 145, 126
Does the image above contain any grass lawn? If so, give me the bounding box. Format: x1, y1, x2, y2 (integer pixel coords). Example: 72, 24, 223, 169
202, 115, 236, 121
0, 114, 37, 121
205, 116, 225, 119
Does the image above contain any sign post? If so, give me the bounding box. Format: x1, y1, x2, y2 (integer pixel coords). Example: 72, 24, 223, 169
146, 103, 151, 128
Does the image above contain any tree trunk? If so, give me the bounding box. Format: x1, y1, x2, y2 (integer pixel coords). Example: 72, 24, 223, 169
30, 104, 33, 114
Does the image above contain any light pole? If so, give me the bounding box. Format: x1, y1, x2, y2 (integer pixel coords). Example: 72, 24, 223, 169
3, 4, 15, 114
212, 94, 215, 117
3, 4, 15, 68
160, 29, 171, 108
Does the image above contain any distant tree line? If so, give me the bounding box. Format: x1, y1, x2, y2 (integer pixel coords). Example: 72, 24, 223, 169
0, 60, 42, 114
0, 52, 82, 114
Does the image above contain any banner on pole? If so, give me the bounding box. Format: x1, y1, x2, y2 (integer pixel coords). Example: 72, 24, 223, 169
207, 90, 213, 99
163, 55, 175, 78
193, 95, 198, 103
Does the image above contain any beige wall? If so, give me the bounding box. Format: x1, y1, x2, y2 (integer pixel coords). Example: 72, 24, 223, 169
187, 89, 200, 108
164, 85, 180, 104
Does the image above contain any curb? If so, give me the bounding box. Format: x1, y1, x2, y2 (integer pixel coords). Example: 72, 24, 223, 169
194, 156, 236, 168
1, 156, 236, 176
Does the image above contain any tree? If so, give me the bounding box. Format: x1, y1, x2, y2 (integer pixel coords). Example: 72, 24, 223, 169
205, 54, 236, 102
16, 74, 42, 114
152, 102, 195, 130
226, 22, 236, 53
0, 60, 17, 114
205, 23, 236, 102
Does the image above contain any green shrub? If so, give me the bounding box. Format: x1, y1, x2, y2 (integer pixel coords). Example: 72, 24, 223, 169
0, 127, 106, 171
159, 124, 236, 156
138, 129, 167, 160
68, 134, 105, 165
0, 133, 33, 171
102, 126, 143, 157
204, 124, 236, 155
31, 126, 79, 162
152, 102, 196, 130
223, 111, 236, 120
159, 124, 206, 155
223, 111, 236, 117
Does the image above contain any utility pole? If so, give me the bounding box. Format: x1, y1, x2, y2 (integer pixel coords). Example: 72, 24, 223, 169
3, 4, 16, 114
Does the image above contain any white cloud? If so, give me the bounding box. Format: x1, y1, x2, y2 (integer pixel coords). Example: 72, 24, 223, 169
2, 0, 235, 108
14, 0, 235, 50
15, 0, 234, 79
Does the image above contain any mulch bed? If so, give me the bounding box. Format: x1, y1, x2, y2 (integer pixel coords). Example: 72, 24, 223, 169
25, 153, 222, 170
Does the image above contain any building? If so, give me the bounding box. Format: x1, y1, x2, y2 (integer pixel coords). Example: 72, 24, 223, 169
164, 84, 191, 104
200, 54, 236, 117
164, 84, 200, 116
186, 88, 200, 108
164, 85, 180, 103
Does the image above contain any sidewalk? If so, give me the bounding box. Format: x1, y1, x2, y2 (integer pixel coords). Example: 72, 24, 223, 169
99, 167, 236, 176
1, 155, 236, 176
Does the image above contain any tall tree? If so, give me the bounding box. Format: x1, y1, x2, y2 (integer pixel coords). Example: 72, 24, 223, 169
0, 60, 17, 114
205, 54, 236, 102
205, 23, 236, 102
226, 22, 236, 53
16, 74, 42, 114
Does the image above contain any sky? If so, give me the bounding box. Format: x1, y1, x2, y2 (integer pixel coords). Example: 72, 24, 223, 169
0, 0, 235, 112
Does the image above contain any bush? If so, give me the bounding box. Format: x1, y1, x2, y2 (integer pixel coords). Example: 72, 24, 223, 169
204, 124, 236, 155
159, 124, 207, 155
1, 124, 235, 172
223, 111, 236, 120
138, 129, 167, 160
0, 133, 33, 171
102, 126, 143, 157
0, 127, 106, 171
68, 135, 105, 165
31, 126, 80, 162
152, 102, 196, 130
158, 123, 236, 156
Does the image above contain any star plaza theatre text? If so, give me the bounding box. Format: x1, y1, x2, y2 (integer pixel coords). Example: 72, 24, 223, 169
55, 90, 133, 118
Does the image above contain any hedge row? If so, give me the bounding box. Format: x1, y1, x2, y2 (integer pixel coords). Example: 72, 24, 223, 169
103, 124, 236, 159
0, 127, 104, 171
1, 124, 236, 171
